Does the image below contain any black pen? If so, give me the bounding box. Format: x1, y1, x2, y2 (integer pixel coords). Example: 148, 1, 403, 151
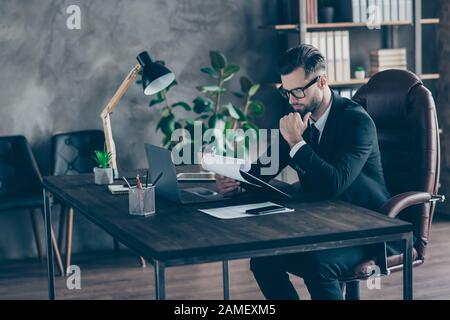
152, 172, 163, 186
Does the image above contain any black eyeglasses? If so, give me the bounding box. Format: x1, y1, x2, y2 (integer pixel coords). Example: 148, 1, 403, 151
279, 76, 321, 100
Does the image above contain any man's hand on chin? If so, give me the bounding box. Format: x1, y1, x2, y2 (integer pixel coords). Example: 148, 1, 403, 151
280, 111, 311, 148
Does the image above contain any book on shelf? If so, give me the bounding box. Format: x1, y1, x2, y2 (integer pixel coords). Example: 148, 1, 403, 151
406, 0, 413, 22
370, 48, 407, 75
292, 0, 318, 24
334, 31, 344, 81
309, 0, 318, 24
304, 30, 351, 83
326, 31, 335, 82
342, 31, 351, 81
334, 0, 412, 23
370, 48, 407, 56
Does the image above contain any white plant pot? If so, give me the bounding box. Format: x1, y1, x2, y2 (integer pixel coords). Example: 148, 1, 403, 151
94, 167, 113, 185
355, 70, 366, 80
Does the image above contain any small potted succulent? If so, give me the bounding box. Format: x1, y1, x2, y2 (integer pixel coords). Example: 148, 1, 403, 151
92, 149, 113, 185
355, 66, 366, 80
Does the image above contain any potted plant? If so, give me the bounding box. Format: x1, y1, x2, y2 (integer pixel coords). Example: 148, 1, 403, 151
355, 66, 366, 79
318, 0, 334, 23
144, 51, 265, 161
92, 149, 113, 185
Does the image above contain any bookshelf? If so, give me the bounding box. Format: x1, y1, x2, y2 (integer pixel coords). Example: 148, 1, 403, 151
261, 0, 440, 90
260, 20, 413, 31
274, 73, 438, 89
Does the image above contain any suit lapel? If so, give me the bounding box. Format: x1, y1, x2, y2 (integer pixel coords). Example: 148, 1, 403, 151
317, 91, 343, 155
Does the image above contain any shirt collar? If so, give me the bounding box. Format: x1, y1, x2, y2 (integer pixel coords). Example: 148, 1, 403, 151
311, 94, 333, 135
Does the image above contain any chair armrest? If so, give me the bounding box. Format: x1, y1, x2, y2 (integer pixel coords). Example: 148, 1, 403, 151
380, 192, 432, 218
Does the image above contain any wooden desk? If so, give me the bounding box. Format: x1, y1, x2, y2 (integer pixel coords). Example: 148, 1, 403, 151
42, 173, 413, 300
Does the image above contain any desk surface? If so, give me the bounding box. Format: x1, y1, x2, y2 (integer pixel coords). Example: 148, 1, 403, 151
43, 172, 411, 265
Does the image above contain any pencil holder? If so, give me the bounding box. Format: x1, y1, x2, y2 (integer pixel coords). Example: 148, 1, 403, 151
129, 185, 155, 216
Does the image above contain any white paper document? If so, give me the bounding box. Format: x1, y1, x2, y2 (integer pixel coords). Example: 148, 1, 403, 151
199, 202, 294, 220
201, 153, 256, 185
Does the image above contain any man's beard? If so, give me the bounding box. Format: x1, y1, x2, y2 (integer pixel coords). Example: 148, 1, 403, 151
293, 95, 321, 117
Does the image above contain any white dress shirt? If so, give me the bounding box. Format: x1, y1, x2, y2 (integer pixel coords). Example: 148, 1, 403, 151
289, 100, 332, 158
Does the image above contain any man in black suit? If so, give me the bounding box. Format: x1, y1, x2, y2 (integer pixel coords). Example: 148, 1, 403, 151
215, 44, 390, 300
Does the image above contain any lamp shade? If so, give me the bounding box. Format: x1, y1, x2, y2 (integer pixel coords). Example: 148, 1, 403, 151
136, 51, 175, 96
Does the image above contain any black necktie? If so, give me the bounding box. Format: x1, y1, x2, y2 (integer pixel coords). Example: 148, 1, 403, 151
307, 123, 320, 150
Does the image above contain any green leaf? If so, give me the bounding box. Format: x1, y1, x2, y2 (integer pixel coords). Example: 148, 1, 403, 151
242, 122, 259, 137
208, 114, 226, 129
195, 114, 209, 121
223, 65, 240, 81
200, 67, 219, 78
248, 84, 261, 97
161, 108, 171, 117
156, 90, 166, 100
193, 97, 214, 114
174, 121, 183, 130
92, 150, 111, 168
210, 51, 227, 71
159, 114, 175, 136
224, 64, 240, 75
149, 98, 164, 107
232, 91, 245, 99
167, 79, 178, 90
224, 103, 244, 120
184, 117, 194, 126
222, 73, 236, 82
172, 102, 192, 111
196, 85, 225, 94
249, 101, 264, 114
225, 119, 235, 130
240, 76, 253, 93
161, 134, 171, 148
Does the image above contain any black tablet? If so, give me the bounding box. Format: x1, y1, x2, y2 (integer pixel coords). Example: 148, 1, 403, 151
239, 170, 294, 199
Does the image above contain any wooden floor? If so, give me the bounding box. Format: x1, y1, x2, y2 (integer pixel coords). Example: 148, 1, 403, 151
1, 215, 450, 300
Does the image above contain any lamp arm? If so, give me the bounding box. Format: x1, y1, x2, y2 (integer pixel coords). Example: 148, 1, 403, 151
100, 63, 142, 178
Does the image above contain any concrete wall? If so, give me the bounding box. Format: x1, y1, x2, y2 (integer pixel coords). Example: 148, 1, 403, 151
0, 0, 280, 261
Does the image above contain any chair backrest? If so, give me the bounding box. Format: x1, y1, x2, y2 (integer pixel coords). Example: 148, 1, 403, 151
50, 130, 105, 176
353, 69, 440, 259
0, 135, 42, 196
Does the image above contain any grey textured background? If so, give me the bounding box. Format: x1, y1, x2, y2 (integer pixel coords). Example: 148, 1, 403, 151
0, 0, 280, 261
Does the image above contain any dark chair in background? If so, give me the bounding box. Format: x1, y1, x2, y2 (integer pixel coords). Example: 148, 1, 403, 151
338, 69, 445, 299
51, 129, 147, 271
0, 135, 64, 274
50, 130, 115, 272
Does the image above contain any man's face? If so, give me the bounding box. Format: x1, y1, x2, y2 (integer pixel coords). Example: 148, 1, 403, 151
281, 67, 323, 117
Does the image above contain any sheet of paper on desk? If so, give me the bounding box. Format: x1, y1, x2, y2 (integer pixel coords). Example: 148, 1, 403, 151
198, 202, 294, 220
201, 153, 258, 186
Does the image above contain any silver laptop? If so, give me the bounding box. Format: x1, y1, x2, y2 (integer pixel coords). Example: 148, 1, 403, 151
144, 144, 226, 204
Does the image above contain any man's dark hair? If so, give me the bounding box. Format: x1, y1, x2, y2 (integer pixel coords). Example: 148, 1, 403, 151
278, 44, 327, 78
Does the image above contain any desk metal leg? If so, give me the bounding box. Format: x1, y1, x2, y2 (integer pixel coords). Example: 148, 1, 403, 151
43, 189, 56, 300
222, 260, 230, 300
155, 260, 165, 300
403, 233, 413, 300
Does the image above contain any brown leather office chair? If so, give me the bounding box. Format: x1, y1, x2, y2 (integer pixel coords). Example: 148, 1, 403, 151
338, 69, 445, 299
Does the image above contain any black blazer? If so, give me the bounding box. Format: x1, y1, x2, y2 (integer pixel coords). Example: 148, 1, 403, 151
249, 91, 390, 212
